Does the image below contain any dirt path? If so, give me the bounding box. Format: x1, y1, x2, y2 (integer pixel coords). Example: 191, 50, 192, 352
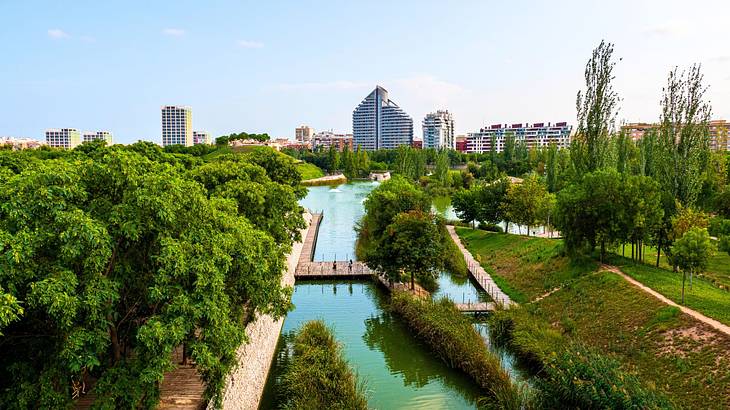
601, 264, 730, 337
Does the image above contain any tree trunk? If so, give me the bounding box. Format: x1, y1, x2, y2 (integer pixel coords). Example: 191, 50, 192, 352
410, 273, 414, 291
631, 241, 634, 261
527, 225, 531, 237
656, 236, 662, 267
108, 316, 121, 365
622, 243, 625, 257
681, 271, 687, 304
600, 240, 606, 262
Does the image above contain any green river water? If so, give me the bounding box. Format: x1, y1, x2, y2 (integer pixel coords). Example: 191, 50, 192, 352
260, 182, 519, 409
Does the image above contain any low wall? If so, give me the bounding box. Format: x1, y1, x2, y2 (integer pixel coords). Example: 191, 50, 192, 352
213, 212, 312, 410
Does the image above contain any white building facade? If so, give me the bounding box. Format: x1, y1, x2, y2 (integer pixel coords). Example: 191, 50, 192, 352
193, 131, 211, 145
353, 86, 413, 150
46, 128, 81, 149
82, 131, 113, 144
466, 122, 572, 153
161, 106, 193, 147
422, 110, 455, 150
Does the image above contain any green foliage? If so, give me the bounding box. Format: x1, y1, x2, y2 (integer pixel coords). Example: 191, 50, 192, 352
390, 293, 524, 407
572, 40, 620, 174
0, 145, 304, 408
452, 178, 510, 229
503, 175, 551, 235
279, 321, 368, 410
215, 131, 269, 145
672, 227, 713, 303
555, 170, 663, 260
295, 162, 325, 181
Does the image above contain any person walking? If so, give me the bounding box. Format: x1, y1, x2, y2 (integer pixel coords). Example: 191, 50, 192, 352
333, 261, 337, 271
348, 259, 353, 272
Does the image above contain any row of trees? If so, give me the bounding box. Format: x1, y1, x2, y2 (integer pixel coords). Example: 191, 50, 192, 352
215, 131, 270, 145
0, 141, 305, 408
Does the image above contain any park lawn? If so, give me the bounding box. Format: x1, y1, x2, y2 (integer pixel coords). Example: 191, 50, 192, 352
459, 230, 730, 407
533, 271, 730, 408
610, 255, 730, 326
455, 227, 596, 303
296, 162, 325, 181
626, 243, 730, 290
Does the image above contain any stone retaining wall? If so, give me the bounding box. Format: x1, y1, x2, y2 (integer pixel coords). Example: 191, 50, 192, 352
212, 212, 312, 410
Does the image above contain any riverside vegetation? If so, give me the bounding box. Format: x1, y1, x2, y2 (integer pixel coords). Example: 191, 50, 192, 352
0, 141, 306, 408
277, 320, 368, 410
458, 228, 730, 408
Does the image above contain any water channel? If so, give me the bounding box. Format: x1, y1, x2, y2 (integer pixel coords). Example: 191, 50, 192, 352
260, 182, 520, 409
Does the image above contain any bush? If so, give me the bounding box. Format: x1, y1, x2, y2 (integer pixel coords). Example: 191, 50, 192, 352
279, 320, 368, 410
489, 308, 673, 409
479, 222, 504, 233
390, 293, 525, 408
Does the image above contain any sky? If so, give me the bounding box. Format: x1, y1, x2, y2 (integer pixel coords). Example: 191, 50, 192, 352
1, 0, 729, 144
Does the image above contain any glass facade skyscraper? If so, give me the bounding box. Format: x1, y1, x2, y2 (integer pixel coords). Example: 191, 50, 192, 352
353, 86, 413, 150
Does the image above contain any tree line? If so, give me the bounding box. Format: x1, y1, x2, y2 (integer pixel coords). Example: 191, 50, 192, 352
0, 140, 305, 408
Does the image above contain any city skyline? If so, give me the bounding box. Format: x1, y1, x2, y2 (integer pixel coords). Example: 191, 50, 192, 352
2, 1, 730, 144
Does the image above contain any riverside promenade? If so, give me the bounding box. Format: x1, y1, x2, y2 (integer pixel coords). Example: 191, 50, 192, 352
446, 226, 515, 308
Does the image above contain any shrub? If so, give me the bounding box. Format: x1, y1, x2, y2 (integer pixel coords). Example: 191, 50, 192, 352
489, 308, 673, 409
279, 321, 368, 410
479, 222, 504, 233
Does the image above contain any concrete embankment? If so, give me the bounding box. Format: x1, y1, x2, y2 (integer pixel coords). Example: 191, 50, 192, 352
301, 173, 347, 186
213, 212, 312, 410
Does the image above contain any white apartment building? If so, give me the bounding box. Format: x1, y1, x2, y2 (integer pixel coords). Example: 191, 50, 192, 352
466, 122, 572, 153
312, 131, 353, 151
45, 128, 82, 149
423, 110, 455, 150
161, 106, 193, 147
295, 125, 315, 143
353, 86, 413, 150
193, 131, 211, 145
82, 131, 113, 144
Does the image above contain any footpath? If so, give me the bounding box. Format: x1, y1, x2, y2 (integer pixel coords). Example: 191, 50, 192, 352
601, 264, 730, 337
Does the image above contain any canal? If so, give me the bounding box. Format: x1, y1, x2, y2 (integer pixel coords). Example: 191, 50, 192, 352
260, 182, 517, 409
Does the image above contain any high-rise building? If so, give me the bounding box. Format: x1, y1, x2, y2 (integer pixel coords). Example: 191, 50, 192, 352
82, 131, 113, 144
353, 86, 413, 150
161, 106, 193, 147
193, 131, 211, 145
423, 110, 455, 150
621, 120, 730, 151
466, 122, 572, 153
295, 125, 315, 143
45, 128, 81, 149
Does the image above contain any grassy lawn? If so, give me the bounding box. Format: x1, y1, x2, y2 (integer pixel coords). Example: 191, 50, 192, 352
455, 227, 596, 303
623, 243, 730, 290
296, 162, 325, 181
609, 255, 730, 326
456, 229, 730, 408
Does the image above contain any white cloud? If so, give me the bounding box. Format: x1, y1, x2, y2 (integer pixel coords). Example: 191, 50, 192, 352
642, 20, 688, 37
238, 40, 264, 49
48, 29, 69, 39
162, 28, 185, 37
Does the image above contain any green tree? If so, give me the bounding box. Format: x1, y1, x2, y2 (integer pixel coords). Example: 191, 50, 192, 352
452, 188, 480, 228
671, 227, 712, 304
327, 145, 340, 173
377, 211, 445, 289
656, 65, 711, 208
503, 175, 549, 236
434, 150, 450, 187
0, 146, 302, 408
572, 40, 620, 174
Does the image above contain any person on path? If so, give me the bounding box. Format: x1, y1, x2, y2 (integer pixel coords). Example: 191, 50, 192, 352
333, 261, 337, 271
348, 259, 353, 272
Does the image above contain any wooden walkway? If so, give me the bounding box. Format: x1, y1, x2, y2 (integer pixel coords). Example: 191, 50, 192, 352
300, 212, 322, 262
296, 260, 373, 278
455, 302, 496, 313
447, 226, 515, 307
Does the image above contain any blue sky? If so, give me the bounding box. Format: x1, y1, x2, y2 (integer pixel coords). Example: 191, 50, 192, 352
1, 0, 729, 144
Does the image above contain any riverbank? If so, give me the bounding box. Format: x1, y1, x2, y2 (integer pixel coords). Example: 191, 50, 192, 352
212, 212, 312, 409
300, 173, 347, 186
456, 228, 730, 408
